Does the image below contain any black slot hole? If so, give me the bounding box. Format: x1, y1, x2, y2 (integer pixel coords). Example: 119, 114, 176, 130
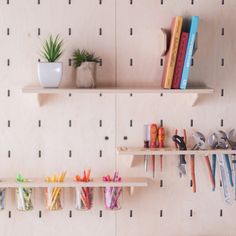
130, 210, 133, 217
190, 119, 193, 127
130, 120, 133, 127
221, 89, 224, 97
160, 120, 163, 127
190, 209, 193, 217
130, 28, 133, 36
221, 119, 224, 127
130, 58, 133, 66
221, 58, 224, 66
160, 179, 163, 187
221, 28, 224, 36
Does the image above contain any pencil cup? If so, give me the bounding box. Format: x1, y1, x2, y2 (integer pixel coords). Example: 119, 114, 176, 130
16, 187, 33, 211
104, 187, 122, 210
0, 188, 6, 210
75, 187, 93, 210
45, 187, 63, 211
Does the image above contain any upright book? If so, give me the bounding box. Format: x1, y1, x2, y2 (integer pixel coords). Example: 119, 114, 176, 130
172, 32, 189, 89
161, 16, 183, 89
180, 16, 199, 89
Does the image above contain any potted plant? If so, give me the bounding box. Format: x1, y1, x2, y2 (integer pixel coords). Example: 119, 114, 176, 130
72, 49, 100, 88
38, 35, 63, 88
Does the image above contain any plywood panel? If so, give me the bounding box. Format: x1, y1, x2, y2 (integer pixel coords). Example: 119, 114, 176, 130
0, 0, 236, 235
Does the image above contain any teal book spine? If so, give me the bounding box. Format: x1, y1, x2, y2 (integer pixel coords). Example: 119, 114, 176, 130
180, 16, 199, 89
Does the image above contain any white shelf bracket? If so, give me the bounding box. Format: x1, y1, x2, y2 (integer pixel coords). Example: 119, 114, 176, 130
190, 93, 200, 106
117, 147, 135, 167
128, 156, 135, 167
36, 94, 57, 107
37, 94, 44, 106
129, 186, 135, 196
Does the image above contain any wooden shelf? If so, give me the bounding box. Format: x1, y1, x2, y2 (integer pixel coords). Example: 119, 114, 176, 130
0, 177, 148, 195
22, 86, 213, 94
117, 147, 236, 167
22, 86, 214, 106
117, 147, 236, 156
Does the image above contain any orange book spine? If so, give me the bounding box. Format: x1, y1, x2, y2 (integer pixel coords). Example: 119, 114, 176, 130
161, 16, 183, 89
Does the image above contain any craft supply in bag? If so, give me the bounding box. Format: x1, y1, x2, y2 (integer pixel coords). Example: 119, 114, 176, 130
74, 169, 93, 210
45, 186, 63, 211
103, 172, 122, 210
45, 171, 66, 211
16, 174, 33, 211
104, 186, 122, 210
0, 188, 6, 210
75, 187, 93, 210
16, 187, 33, 211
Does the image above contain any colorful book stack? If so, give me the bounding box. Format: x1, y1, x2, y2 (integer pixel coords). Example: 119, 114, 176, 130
161, 16, 199, 89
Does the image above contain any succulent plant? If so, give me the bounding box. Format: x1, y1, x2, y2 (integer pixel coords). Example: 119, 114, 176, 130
41, 35, 63, 62
72, 49, 100, 68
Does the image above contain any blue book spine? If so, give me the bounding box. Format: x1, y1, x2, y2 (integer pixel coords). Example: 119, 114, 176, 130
180, 16, 199, 89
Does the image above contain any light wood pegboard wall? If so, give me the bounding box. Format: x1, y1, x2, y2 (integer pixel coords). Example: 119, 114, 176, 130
0, 0, 236, 235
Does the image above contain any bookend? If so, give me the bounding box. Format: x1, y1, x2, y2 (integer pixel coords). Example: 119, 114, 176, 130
160, 28, 198, 56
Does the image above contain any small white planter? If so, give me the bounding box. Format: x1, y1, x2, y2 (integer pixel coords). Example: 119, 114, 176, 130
75, 62, 96, 88
37, 62, 63, 88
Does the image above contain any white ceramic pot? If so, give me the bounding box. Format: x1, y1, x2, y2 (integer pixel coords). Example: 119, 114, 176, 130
37, 62, 62, 88
75, 62, 96, 88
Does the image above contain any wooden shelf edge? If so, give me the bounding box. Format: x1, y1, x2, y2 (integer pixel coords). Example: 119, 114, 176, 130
117, 147, 236, 156
22, 86, 214, 95
0, 177, 148, 188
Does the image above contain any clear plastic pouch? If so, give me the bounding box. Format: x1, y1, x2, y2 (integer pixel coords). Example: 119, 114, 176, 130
45, 187, 63, 211
75, 187, 93, 210
16, 187, 33, 211
104, 186, 122, 210
0, 188, 6, 210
